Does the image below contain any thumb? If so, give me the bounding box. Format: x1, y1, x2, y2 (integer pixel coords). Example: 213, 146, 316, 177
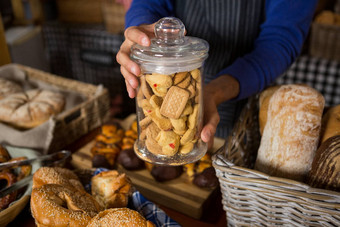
201, 110, 220, 146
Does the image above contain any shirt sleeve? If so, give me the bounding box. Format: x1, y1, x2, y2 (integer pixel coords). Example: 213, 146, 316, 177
125, 0, 175, 28
216, 0, 319, 101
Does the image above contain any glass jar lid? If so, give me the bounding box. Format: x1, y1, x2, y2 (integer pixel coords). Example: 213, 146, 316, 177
130, 17, 209, 75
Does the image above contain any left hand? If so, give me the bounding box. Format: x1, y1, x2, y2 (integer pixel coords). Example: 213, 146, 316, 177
201, 86, 220, 150
200, 75, 240, 149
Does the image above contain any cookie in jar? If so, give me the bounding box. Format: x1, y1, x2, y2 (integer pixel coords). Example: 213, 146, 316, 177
130, 17, 209, 165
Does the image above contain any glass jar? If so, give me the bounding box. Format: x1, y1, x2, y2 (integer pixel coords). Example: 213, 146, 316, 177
131, 17, 209, 165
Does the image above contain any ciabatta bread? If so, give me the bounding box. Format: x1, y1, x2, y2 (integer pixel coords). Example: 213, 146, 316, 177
0, 89, 65, 128
255, 84, 325, 181
0, 78, 22, 99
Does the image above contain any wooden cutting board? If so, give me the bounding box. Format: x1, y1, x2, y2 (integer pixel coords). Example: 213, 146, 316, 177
71, 115, 225, 219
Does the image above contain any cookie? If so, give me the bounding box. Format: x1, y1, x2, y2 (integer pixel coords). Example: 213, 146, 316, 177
146, 73, 173, 97
140, 76, 153, 100
146, 122, 161, 139
160, 86, 190, 119
145, 136, 163, 155
140, 99, 154, 116
179, 142, 194, 154
149, 111, 172, 131
176, 75, 191, 89
174, 129, 186, 136
139, 116, 152, 129
170, 117, 187, 132
181, 102, 193, 117
190, 69, 200, 81
173, 72, 190, 85
180, 127, 196, 145
149, 95, 163, 109
139, 129, 147, 140
156, 130, 180, 156
188, 104, 199, 129
187, 80, 196, 98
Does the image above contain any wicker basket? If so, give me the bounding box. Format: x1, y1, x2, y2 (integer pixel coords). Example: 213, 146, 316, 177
18, 64, 110, 153
212, 96, 340, 226
310, 22, 340, 62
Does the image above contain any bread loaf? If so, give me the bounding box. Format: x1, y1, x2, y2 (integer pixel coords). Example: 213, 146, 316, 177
0, 89, 65, 128
307, 135, 340, 191
320, 104, 340, 144
0, 78, 22, 99
255, 84, 325, 181
259, 85, 280, 135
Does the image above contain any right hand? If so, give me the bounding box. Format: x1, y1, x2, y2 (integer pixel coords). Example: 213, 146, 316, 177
116, 24, 156, 98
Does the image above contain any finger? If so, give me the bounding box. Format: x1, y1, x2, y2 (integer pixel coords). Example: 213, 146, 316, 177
125, 79, 136, 98
121, 66, 139, 89
201, 111, 220, 143
116, 47, 141, 76
125, 26, 151, 46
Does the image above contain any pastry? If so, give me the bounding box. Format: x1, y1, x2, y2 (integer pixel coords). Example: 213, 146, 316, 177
87, 208, 155, 227
31, 184, 101, 226
117, 148, 145, 170
91, 170, 133, 209
32, 167, 85, 191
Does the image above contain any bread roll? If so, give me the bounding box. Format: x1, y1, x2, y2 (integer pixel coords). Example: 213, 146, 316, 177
0, 78, 22, 99
91, 170, 133, 209
320, 104, 340, 144
0, 89, 65, 128
307, 135, 340, 191
87, 208, 155, 227
255, 84, 325, 181
259, 85, 281, 135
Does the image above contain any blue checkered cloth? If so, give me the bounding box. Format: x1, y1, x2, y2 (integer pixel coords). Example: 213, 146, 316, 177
92, 168, 181, 227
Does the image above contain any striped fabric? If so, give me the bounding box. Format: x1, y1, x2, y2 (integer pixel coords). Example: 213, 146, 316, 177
174, 0, 265, 138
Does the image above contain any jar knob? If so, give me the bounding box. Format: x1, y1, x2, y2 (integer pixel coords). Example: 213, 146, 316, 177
154, 17, 185, 45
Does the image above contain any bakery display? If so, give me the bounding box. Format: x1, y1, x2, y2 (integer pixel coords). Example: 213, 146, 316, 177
320, 104, 340, 143
0, 78, 23, 100
255, 84, 325, 181
87, 208, 155, 227
0, 89, 65, 129
91, 170, 133, 209
32, 166, 85, 191
31, 184, 102, 226
307, 135, 340, 191
91, 124, 124, 169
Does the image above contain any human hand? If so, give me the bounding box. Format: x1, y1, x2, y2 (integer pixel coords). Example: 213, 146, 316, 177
201, 87, 220, 149
200, 75, 240, 149
116, 23, 156, 98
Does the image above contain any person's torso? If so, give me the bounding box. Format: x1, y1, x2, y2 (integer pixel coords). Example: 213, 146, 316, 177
174, 0, 265, 82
